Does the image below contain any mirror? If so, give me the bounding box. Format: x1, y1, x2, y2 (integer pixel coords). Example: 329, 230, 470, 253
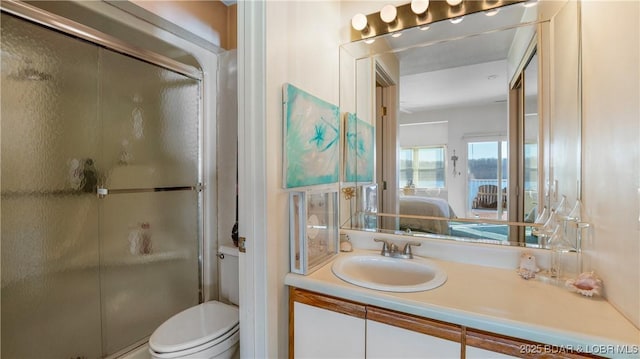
339, 0, 581, 247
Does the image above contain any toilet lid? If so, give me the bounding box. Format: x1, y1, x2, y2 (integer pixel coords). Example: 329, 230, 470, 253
149, 301, 239, 353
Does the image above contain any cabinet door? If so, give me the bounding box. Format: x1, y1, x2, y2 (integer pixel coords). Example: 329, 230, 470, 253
366, 307, 462, 359
293, 302, 365, 358
290, 288, 367, 359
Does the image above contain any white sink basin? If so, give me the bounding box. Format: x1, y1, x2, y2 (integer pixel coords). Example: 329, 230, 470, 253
331, 253, 447, 292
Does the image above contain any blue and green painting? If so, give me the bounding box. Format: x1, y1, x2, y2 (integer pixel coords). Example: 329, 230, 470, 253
345, 113, 374, 182
283, 83, 340, 188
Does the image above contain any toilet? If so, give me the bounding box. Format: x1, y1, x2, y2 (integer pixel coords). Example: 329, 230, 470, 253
149, 245, 240, 359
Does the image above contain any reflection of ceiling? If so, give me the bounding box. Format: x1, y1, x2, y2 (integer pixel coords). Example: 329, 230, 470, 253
400, 59, 508, 113
398, 28, 518, 76
394, 3, 530, 114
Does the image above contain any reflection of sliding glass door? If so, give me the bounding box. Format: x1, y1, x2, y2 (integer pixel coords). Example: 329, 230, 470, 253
467, 140, 508, 219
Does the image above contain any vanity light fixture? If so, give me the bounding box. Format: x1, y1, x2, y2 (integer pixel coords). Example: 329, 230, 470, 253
450, 16, 464, 24
351, 13, 368, 31
380, 4, 397, 23
349, 0, 526, 42
410, 0, 430, 15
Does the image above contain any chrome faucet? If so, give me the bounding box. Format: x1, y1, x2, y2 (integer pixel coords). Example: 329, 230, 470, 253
373, 238, 421, 259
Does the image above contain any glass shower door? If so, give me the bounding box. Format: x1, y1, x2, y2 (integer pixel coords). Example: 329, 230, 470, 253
1, 11, 202, 358
1, 13, 103, 358
97, 48, 201, 355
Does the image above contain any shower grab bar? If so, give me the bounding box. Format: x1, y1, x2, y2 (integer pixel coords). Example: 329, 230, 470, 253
97, 184, 203, 199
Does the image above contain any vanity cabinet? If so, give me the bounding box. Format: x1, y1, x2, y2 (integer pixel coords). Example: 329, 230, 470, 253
289, 288, 601, 359
290, 288, 461, 358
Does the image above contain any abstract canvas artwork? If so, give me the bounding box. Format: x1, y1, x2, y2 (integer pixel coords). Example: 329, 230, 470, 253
283, 83, 340, 188
345, 112, 374, 182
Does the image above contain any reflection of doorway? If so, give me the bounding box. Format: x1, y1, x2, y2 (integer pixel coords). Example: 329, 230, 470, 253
375, 64, 398, 230
466, 140, 508, 219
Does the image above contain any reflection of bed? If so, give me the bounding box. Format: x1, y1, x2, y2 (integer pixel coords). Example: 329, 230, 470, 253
399, 196, 456, 235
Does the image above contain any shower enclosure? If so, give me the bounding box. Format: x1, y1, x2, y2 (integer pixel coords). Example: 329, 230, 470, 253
1, 7, 203, 358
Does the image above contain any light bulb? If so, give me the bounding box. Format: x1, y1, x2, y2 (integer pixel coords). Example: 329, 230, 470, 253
351, 13, 368, 31
450, 16, 464, 24
485, 8, 500, 16
446, 0, 462, 6
380, 4, 397, 23
411, 0, 430, 15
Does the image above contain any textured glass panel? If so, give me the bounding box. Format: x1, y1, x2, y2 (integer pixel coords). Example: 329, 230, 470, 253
99, 190, 200, 355
98, 48, 201, 355
1, 13, 102, 359
100, 49, 200, 190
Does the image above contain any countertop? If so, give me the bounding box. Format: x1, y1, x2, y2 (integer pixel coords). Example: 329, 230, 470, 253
285, 249, 640, 358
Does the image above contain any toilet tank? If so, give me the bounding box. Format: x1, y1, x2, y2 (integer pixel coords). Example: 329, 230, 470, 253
218, 244, 239, 306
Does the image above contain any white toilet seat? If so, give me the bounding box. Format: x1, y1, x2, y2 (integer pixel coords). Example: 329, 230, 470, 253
149, 325, 239, 359
149, 301, 239, 358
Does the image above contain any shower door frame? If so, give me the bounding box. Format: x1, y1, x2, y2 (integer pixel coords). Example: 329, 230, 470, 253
1, 0, 208, 355
0, 1, 202, 80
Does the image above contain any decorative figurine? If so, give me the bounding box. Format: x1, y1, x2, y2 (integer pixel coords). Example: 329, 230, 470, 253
565, 271, 603, 297
517, 252, 540, 280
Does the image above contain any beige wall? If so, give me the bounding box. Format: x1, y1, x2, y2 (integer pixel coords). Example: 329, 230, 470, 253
581, 1, 640, 329
131, 0, 237, 50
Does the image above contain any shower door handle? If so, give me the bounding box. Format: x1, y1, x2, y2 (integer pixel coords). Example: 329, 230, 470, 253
97, 183, 203, 198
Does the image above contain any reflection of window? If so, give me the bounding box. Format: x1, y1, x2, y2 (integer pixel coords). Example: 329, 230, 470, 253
399, 146, 446, 188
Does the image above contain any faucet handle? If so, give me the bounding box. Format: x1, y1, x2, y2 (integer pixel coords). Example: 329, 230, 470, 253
402, 241, 422, 257
373, 238, 390, 256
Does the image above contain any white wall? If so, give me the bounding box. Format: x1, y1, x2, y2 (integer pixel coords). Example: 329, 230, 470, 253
258, 2, 405, 355
264, 2, 343, 357
581, 0, 640, 329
